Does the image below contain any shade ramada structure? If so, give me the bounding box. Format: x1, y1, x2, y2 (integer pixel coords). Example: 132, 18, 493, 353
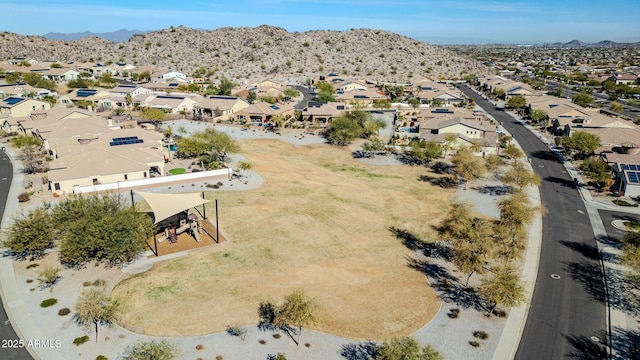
136, 191, 209, 224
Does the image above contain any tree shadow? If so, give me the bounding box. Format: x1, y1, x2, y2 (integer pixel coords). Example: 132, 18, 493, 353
417, 175, 458, 188
607, 267, 640, 317
560, 240, 600, 261
394, 153, 428, 166
611, 326, 640, 360
406, 256, 484, 311
530, 150, 561, 162
474, 184, 513, 196
563, 333, 608, 359
563, 260, 606, 303
544, 176, 575, 187
388, 226, 425, 251
431, 161, 456, 174
340, 341, 378, 360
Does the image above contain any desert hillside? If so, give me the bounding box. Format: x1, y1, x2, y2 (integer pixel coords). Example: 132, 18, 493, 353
0, 25, 489, 83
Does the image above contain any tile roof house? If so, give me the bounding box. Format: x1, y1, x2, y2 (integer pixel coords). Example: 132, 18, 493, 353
145, 95, 197, 113
301, 102, 347, 127
0, 97, 51, 119
233, 102, 295, 124
193, 95, 250, 120
29, 67, 80, 82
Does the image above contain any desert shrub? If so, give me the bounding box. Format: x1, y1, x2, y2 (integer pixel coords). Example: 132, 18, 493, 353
470, 340, 481, 347
258, 339, 266, 344
493, 309, 507, 318
92, 279, 106, 286
96, 356, 108, 360
83, 281, 92, 287
26, 279, 33, 283
273, 333, 281, 339
473, 330, 489, 340
613, 199, 638, 207
196, 344, 204, 350
227, 324, 247, 340
305, 343, 311, 348
40, 298, 58, 307
58, 307, 71, 316
73, 335, 90, 346
18, 192, 30, 202
448, 308, 460, 318
26, 263, 40, 269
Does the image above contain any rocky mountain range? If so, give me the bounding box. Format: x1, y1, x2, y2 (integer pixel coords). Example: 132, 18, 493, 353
1, 25, 489, 83
42, 29, 147, 43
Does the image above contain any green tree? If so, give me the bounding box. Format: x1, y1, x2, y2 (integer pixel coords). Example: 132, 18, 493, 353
376, 337, 443, 360
442, 133, 458, 156
364, 117, 387, 136
3, 208, 55, 259
326, 116, 363, 145
502, 161, 541, 191
373, 99, 392, 109
479, 265, 525, 314
529, 109, 548, 126
506, 95, 526, 110
610, 101, 624, 112
74, 287, 120, 342
237, 160, 252, 177
175, 128, 240, 162
99, 73, 117, 88
362, 137, 387, 152
139, 70, 151, 82
274, 290, 318, 346
247, 90, 257, 103
571, 93, 594, 108
579, 157, 611, 190
315, 81, 336, 102
561, 131, 601, 158
451, 148, 486, 189
494, 191, 538, 263
437, 202, 492, 286
409, 140, 443, 165
484, 154, 504, 171
140, 108, 166, 121
493, 88, 506, 100
502, 144, 524, 160
119, 339, 180, 360
52, 193, 155, 268
283, 88, 300, 98
41, 95, 57, 107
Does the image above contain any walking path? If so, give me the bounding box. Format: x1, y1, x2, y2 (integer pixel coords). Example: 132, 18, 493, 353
0, 122, 543, 360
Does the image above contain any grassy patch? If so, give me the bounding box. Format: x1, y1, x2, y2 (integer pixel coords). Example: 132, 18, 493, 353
168, 168, 186, 175
146, 281, 181, 302
613, 199, 638, 207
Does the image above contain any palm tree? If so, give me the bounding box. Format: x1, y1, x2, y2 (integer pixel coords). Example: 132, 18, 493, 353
124, 93, 133, 120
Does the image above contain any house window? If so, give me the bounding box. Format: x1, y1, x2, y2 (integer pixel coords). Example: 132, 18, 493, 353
124, 174, 128, 180
54, 183, 60, 190
143, 172, 147, 178
92, 178, 98, 185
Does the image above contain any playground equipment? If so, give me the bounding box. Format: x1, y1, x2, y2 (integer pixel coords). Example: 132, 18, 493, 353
157, 213, 202, 243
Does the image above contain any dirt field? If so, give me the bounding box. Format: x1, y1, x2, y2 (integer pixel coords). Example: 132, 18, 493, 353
112, 139, 454, 340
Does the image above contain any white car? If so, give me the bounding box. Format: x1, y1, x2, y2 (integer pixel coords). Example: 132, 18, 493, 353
496, 128, 505, 134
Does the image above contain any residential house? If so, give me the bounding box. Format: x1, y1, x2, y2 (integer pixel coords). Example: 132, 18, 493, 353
30, 67, 80, 82
60, 88, 111, 109
145, 95, 197, 114
192, 95, 250, 120
46, 126, 165, 194
233, 102, 295, 124
0, 97, 50, 118
612, 73, 638, 86
612, 163, 640, 197
418, 116, 499, 154
334, 87, 388, 105
301, 102, 346, 127
0, 84, 54, 99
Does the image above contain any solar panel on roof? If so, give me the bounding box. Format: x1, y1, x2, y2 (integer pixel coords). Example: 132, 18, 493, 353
109, 136, 143, 146
77, 89, 97, 97
629, 171, 640, 184
3, 97, 25, 106
354, 95, 369, 99
269, 105, 280, 110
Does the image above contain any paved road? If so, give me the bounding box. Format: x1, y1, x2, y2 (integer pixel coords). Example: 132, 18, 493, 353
0, 148, 33, 360
459, 85, 608, 359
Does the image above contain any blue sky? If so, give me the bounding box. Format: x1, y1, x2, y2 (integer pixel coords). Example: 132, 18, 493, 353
1, 0, 638, 44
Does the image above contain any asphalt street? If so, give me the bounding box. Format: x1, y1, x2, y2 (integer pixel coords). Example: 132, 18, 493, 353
0, 148, 33, 360
459, 85, 607, 359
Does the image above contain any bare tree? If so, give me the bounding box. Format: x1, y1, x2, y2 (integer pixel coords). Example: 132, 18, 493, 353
74, 287, 120, 342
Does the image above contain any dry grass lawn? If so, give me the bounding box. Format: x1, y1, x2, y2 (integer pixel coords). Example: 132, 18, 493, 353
112, 139, 454, 340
